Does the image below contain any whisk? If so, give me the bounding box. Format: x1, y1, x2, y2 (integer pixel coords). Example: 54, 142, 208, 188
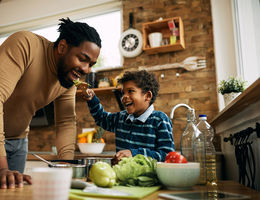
138, 56, 206, 72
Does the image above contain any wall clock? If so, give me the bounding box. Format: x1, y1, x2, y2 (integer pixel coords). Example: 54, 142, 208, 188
119, 13, 143, 58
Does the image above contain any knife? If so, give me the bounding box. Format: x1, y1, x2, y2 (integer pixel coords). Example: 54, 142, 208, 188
71, 180, 131, 196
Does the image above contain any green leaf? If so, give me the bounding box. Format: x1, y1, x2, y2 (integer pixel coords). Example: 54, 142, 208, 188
112, 154, 159, 187
218, 76, 247, 94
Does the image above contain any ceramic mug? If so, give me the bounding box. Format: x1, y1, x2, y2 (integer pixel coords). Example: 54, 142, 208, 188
148, 32, 162, 48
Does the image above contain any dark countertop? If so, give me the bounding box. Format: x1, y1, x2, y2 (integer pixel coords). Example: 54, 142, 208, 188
27, 151, 115, 161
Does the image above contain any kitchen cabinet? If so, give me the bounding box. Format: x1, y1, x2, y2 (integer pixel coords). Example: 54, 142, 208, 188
142, 17, 185, 54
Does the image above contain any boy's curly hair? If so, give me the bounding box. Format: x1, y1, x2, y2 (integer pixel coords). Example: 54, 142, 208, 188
118, 70, 159, 105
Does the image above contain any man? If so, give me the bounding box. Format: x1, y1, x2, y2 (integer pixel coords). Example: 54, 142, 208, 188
0, 18, 101, 189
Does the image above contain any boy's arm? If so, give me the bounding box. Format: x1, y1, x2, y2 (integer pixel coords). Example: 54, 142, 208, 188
86, 93, 118, 132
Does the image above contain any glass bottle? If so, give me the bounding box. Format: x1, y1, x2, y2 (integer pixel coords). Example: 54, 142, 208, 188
180, 109, 206, 184
197, 114, 217, 186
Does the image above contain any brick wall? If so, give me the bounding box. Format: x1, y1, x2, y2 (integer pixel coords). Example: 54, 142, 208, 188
28, 0, 219, 152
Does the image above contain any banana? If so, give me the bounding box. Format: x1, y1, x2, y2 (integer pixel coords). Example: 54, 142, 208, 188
86, 132, 94, 143
78, 129, 96, 139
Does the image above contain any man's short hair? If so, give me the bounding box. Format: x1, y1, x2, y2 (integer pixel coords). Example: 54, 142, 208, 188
54, 18, 101, 48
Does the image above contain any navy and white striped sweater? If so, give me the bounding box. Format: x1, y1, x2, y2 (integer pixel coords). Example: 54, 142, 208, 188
87, 95, 175, 161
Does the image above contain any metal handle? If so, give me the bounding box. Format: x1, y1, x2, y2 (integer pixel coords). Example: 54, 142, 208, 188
32, 153, 54, 167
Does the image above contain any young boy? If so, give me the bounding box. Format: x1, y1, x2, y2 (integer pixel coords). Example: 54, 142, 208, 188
83, 70, 175, 163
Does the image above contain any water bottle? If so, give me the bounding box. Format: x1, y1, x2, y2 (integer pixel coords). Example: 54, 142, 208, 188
197, 114, 217, 186
181, 109, 206, 184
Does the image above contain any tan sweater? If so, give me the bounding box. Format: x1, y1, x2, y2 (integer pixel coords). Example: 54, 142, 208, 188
0, 31, 77, 159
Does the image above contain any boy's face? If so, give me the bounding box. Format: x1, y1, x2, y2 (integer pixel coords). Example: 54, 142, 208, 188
57, 40, 100, 88
121, 81, 152, 117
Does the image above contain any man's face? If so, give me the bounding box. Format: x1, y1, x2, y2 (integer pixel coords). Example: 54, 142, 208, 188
57, 40, 100, 88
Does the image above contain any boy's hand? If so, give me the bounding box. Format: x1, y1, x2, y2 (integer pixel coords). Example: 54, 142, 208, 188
112, 150, 132, 165
81, 88, 95, 101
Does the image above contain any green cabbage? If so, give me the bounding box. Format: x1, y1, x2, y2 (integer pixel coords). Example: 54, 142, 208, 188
112, 154, 159, 187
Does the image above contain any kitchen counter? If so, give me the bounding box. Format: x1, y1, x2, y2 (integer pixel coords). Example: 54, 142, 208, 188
27, 151, 115, 161
1, 181, 259, 200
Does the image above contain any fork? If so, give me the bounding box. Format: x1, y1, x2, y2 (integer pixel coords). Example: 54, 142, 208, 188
138, 56, 206, 72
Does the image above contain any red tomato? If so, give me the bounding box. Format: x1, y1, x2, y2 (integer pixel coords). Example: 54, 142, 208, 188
165, 152, 187, 163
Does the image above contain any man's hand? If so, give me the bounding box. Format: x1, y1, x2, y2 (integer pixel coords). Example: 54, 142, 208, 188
0, 168, 32, 189
112, 150, 132, 165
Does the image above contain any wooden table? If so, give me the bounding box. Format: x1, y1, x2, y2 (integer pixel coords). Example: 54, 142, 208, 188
1, 181, 259, 200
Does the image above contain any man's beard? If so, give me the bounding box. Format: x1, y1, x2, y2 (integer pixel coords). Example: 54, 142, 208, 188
57, 58, 74, 89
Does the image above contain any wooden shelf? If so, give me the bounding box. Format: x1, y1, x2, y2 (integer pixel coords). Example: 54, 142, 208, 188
142, 17, 185, 54
76, 87, 120, 96
93, 87, 121, 94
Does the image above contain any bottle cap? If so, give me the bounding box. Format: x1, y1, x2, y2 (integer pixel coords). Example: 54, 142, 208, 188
199, 114, 207, 120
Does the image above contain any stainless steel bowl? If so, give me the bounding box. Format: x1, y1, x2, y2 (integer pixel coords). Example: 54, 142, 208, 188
83, 157, 113, 166
49, 163, 87, 180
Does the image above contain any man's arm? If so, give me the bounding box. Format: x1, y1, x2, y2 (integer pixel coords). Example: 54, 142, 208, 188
54, 87, 77, 160
0, 32, 36, 189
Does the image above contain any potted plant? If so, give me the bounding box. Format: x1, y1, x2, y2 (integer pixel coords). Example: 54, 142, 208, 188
218, 77, 246, 106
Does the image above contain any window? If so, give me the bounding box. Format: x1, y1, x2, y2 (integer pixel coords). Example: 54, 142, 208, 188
232, 0, 260, 85
0, 10, 122, 71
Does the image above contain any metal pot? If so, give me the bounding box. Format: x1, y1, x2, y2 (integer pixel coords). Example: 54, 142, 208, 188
52, 157, 113, 180
49, 162, 87, 181
32, 154, 87, 180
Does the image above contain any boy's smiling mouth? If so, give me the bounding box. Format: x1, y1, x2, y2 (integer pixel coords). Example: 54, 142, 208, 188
124, 102, 133, 107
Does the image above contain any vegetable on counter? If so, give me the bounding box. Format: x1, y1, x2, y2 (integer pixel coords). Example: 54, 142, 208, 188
113, 154, 159, 187
78, 129, 97, 143
89, 161, 116, 188
165, 152, 187, 163
77, 127, 105, 143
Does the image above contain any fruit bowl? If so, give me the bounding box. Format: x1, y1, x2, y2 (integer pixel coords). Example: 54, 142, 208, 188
77, 143, 105, 154
156, 162, 200, 190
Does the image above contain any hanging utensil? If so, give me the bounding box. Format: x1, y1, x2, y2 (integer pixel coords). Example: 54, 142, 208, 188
138, 56, 206, 72
32, 153, 55, 167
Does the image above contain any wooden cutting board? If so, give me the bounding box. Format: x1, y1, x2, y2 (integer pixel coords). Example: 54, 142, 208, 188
69, 185, 161, 200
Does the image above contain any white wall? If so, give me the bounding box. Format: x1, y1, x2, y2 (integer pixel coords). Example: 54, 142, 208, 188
234, 0, 260, 84
211, 0, 260, 111
210, 0, 237, 110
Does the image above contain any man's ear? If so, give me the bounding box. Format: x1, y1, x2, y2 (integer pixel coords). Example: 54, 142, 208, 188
57, 39, 68, 55
145, 91, 153, 102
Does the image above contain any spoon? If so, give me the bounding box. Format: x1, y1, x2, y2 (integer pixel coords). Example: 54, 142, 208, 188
32, 153, 55, 167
